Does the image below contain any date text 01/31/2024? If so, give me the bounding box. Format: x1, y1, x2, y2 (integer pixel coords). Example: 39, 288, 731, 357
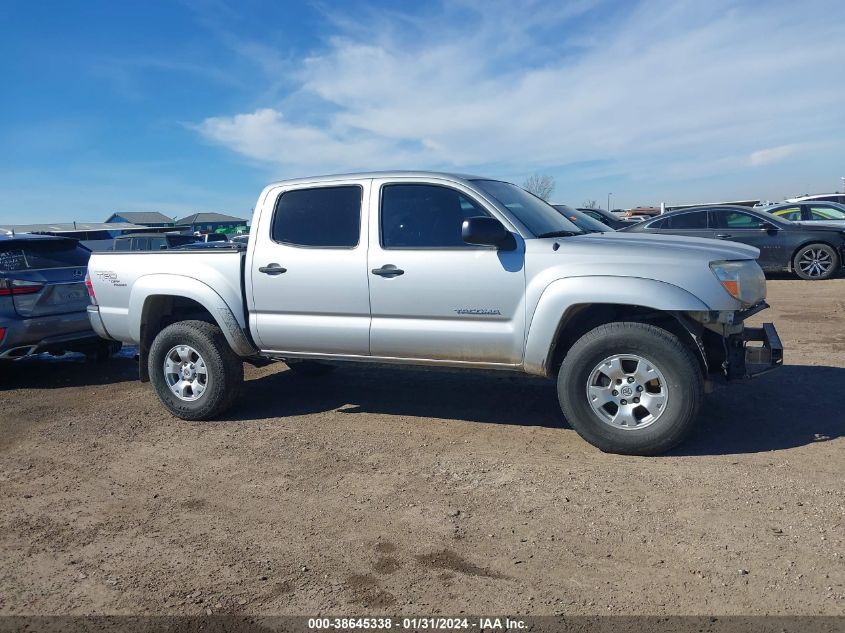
307, 617, 527, 630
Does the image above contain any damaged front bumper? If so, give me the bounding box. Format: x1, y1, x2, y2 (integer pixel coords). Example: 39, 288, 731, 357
725, 322, 784, 380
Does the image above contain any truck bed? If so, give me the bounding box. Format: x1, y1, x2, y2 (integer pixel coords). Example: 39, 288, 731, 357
87, 249, 246, 344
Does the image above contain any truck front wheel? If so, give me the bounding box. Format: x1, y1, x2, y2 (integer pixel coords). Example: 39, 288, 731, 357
149, 320, 244, 420
557, 322, 703, 455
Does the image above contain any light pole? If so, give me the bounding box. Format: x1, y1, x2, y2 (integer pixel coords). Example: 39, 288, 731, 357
607, 193, 612, 211
840, 176, 844, 193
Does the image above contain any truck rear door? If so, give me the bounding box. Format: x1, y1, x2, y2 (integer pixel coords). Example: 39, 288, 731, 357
248, 180, 371, 355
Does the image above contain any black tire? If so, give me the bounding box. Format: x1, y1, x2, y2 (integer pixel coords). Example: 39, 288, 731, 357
793, 243, 838, 280
557, 322, 703, 456
148, 320, 243, 420
285, 360, 337, 376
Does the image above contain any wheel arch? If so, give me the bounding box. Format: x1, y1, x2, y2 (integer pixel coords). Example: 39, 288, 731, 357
789, 239, 841, 272
129, 275, 257, 381
524, 277, 710, 378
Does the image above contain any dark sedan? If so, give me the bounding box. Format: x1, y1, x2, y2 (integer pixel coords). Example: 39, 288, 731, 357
622, 205, 845, 280
574, 207, 640, 230
552, 205, 614, 233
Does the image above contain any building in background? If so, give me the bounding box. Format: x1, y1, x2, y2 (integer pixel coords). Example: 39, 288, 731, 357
105, 212, 175, 227
176, 212, 247, 233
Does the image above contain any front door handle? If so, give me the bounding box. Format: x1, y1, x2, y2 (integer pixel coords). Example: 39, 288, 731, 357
259, 263, 287, 275
371, 264, 404, 278
715, 233, 732, 239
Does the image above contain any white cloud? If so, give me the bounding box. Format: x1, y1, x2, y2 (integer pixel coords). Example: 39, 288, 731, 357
194, 0, 845, 184
749, 144, 802, 167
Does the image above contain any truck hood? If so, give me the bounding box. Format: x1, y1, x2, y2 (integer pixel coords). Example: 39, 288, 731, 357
525, 231, 763, 311
575, 230, 760, 260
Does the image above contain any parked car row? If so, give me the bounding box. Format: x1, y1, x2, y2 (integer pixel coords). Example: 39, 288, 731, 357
111, 231, 236, 251
552, 201, 845, 281
0, 228, 247, 362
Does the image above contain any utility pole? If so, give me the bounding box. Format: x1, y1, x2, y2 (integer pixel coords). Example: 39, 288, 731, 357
607, 193, 612, 211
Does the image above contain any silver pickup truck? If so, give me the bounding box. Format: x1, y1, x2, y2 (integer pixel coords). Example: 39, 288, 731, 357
86, 171, 782, 455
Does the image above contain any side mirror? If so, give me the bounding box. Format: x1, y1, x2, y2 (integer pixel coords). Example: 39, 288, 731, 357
462, 216, 514, 249
760, 222, 779, 231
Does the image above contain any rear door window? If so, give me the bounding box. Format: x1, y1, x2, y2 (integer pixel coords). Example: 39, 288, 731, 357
668, 211, 708, 229
272, 185, 362, 248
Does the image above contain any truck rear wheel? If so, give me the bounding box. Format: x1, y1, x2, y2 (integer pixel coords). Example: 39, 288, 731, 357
557, 322, 703, 455
149, 320, 243, 420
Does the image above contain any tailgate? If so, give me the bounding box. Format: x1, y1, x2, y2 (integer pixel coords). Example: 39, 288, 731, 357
0, 239, 91, 318
9, 268, 90, 317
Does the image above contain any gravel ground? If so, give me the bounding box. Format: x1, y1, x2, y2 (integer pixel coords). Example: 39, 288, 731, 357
0, 279, 842, 616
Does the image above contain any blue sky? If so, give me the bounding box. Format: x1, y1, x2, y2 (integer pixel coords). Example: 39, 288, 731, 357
1, 0, 844, 224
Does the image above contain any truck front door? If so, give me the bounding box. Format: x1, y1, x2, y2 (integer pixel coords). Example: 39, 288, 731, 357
249, 180, 371, 355
366, 179, 526, 365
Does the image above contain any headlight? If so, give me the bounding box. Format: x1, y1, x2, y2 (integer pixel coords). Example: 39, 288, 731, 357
709, 260, 766, 307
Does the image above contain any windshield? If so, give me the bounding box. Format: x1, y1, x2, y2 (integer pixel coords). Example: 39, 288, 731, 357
472, 180, 582, 236
0, 239, 89, 272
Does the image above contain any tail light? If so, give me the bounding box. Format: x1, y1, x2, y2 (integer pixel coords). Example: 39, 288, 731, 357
85, 272, 97, 305
0, 278, 44, 296
0, 327, 6, 343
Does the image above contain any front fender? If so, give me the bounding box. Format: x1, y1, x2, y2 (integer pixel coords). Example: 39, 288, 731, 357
129, 275, 257, 357
523, 276, 710, 376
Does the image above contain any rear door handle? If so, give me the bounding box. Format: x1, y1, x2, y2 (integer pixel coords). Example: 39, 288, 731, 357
259, 263, 287, 275
715, 233, 732, 239
371, 264, 404, 278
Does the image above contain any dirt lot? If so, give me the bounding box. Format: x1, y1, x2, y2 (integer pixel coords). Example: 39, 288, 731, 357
0, 279, 842, 616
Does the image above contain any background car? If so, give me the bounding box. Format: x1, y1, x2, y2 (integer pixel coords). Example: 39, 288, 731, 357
171, 240, 246, 250
785, 193, 845, 205
621, 205, 845, 280
1, 234, 117, 360
552, 205, 613, 233
194, 232, 229, 243
573, 207, 639, 230
112, 233, 201, 251
762, 201, 845, 225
